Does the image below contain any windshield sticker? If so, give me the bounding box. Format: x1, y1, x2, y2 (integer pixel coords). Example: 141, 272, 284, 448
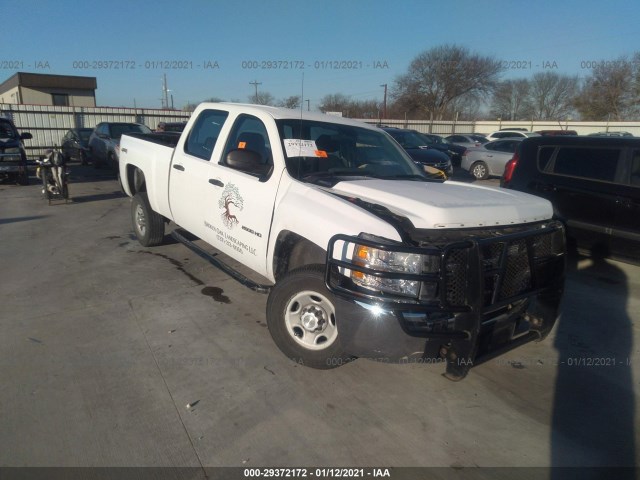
283, 139, 324, 157
238, 141, 246, 149
315, 150, 328, 158
218, 183, 244, 228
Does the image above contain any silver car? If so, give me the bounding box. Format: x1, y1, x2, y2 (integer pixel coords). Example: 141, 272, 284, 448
445, 134, 488, 149
461, 138, 524, 180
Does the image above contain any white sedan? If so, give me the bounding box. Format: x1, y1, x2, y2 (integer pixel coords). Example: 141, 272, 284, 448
461, 138, 524, 180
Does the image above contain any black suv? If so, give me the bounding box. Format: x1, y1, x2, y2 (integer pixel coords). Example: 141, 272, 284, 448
502, 136, 640, 264
0, 117, 32, 185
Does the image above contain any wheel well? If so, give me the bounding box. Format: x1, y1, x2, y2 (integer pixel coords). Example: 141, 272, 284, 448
273, 231, 326, 281
126, 165, 146, 195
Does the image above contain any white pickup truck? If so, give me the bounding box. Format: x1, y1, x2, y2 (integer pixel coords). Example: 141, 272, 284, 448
119, 103, 565, 380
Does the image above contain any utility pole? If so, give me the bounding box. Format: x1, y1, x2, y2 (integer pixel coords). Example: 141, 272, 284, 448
306, 99, 310, 111
380, 83, 387, 119
162, 74, 169, 109
249, 80, 262, 103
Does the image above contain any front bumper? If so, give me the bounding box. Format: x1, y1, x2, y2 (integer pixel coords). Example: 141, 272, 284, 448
326, 222, 566, 379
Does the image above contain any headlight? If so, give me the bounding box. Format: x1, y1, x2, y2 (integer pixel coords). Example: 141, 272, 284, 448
351, 245, 439, 298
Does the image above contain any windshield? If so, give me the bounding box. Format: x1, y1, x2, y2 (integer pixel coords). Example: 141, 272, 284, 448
277, 120, 426, 182
110, 124, 152, 139
78, 129, 93, 141
0, 120, 17, 139
418, 133, 446, 145
385, 130, 430, 149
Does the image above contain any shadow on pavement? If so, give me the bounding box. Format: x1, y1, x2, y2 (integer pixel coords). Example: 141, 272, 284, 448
551, 246, 636, 478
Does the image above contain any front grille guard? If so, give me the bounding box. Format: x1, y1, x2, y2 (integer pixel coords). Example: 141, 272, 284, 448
325, 221, 565, 314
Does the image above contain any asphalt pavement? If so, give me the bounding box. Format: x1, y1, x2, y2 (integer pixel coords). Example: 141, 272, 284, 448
1, 166, 638, 477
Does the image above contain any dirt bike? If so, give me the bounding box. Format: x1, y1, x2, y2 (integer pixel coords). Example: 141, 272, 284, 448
37, 148, 69, 204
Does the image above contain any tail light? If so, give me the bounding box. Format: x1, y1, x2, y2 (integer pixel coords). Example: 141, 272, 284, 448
502, 150, 519, 185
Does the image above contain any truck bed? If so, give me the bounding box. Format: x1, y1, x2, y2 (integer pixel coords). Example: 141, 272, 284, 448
120, 133, 177, 219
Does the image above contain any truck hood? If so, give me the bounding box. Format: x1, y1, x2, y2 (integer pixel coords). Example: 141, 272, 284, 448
328, 179, 553, 228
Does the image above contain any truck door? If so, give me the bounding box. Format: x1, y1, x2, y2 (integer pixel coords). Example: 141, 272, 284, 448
169, 111, 280, 275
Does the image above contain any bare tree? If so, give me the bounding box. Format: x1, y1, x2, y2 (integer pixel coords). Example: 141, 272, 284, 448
249, 92, 275, 106
574, 53, 640, 120
318, 93, 352, 113
277, 96, 301, 109
490, 79, 531, 120
392, 45, 503, 120
526, 72, 579, 120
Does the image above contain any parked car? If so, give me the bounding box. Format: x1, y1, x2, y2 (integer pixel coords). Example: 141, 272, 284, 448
157, 121, 187, 133
89, 122, 152, 169
485, 130, 541, 141
587, 131, 634, 137
461, 138, 524, 180
502, 136, 640, 265
535, 130, 578, 136
445, 134, 489, 149
380, 127, 453, 175
0, 117, 32, 185
61, 128, 93, 164
414, 133, 466, 167
499, 127, 528, 131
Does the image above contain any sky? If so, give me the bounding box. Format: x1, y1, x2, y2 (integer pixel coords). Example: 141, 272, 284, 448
4, 0, 640, 110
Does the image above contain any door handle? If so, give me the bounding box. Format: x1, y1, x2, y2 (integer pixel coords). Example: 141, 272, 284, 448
208, 179, 224, 187
173, 164, 185, 171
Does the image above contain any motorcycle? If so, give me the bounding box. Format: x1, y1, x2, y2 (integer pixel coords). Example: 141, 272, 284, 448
37, 148, 69, 204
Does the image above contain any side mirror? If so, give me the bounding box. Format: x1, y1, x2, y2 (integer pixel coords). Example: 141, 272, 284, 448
20, 132, 32, 140
225, 149, 271, 177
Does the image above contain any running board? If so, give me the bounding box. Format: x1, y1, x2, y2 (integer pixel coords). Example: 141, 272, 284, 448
171, 229, 272, 294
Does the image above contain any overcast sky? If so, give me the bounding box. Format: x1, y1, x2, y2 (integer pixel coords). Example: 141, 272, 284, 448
6, 0, 639, 109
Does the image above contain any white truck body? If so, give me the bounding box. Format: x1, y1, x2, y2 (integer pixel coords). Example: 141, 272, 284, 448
120, 103, 566, 379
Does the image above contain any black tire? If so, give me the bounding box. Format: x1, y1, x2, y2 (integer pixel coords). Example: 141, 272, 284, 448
131, 192, 165, 247
266, 264, 353, 369
470, 161, 489, 180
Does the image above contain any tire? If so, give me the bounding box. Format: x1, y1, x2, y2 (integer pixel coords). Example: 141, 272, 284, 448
131, 192, 165, 247
470, 161, 489, 180
266, 264, 353, 369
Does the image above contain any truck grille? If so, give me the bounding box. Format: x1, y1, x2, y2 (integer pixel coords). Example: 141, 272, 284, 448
443, 227, 563, 309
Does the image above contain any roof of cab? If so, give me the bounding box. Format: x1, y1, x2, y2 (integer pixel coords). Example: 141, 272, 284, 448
195, 102, 378, 129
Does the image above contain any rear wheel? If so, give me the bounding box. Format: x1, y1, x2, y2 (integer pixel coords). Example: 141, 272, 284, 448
470, 161, 489, 180
131, 192, 165, 247
266, 264, 353, 369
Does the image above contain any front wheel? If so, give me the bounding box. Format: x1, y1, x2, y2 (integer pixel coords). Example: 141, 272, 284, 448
470, 161, 489, 180
266, 264, 353, 369
131, 192, 165, 247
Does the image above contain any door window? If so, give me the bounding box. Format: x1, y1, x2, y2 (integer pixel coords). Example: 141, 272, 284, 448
221, 115, 272, 176
184, 109, 229, 160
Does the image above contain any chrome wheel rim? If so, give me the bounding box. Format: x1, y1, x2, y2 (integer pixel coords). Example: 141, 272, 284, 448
472, 163, 486, 179
284, 290, 337, 350
135, 204, 146, 236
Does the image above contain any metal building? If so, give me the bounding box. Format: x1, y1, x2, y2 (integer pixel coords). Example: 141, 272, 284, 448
0, 72, 97, 107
